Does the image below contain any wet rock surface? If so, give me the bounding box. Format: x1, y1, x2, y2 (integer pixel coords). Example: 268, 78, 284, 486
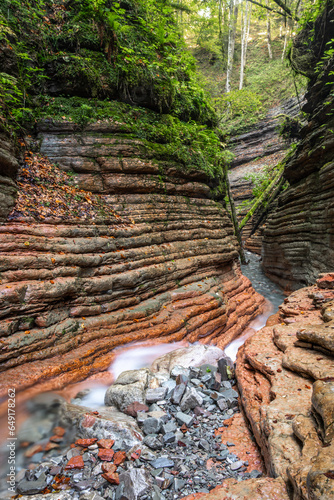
0, 121, 264, 400
237, 276, 334, 499
228, 97, 302, 255
262, 7, 334, 290
0, 347, 265, 500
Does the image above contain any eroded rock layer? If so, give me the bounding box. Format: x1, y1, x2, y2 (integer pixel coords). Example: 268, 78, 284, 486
0, 121, 264, 399
262, 6, 334, 289
228, 98, 301, 255
237, 274, 334, 499
0, 129, 18, 221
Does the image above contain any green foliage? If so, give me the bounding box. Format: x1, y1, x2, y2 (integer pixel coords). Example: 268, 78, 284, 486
244, 166, 274, 199
0, 0, 218, 136
37, 96, 229, 178
215, 89, 265, 134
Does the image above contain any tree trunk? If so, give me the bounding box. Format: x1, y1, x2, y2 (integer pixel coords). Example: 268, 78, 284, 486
219, 0, 223, 40
239, 0, 251, 90
226, 0, 238, 93
266, 0, 273, 59
239, 168, 283, 232
224, 164, 247, 264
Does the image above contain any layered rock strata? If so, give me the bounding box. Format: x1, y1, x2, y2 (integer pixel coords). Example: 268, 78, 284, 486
0, 129, 18, 221
228, 98, 301, 255
237, 274, 334, 499
262, 6, 334, 289
0, 121, 264, 400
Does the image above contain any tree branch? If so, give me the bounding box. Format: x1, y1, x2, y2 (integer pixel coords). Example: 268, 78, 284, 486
246, 0, 299, 21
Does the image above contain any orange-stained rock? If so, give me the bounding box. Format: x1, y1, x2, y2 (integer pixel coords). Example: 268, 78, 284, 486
64, 456, 84, 470
53, 426, 66, 437
102, 472, 120, 485
0, 123, 265, 404
215, 413, 264, 473
82, 414, 96, 428
75, 438, 98, 447
97, 439, 115, 449
236, 283, 334, 499
98, 449, 115, 461
24, 444, 43, 458
44, 442, 59, 452
113, 451, 127, 465
131, 449, 141, 460
181, 477, 289, 500
102, 463, 117, 473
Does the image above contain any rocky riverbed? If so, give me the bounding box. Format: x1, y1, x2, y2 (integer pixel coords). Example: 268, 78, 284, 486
1, 345, 265, 500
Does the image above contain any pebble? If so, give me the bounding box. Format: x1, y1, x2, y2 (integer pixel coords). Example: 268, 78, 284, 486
13, 360, 248, 500
150, 457, 175, 469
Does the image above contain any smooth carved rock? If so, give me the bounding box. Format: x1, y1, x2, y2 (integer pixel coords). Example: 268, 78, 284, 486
183, 477, 289, 500
0, 122, 265, 400
104, 382, 146, 412
282, 346, 334, 381
150, 345, 228, 374
312, 380, 334, 444
59, 402, 143, 449
287, 414, 322, 499
297, 322, 334, 354
307, 442, 334, 500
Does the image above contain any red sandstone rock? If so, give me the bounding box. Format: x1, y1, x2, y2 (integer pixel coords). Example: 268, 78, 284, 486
52, 426, 65, 437
113, 451, 127, 465
97, 439, 115, 449
102, 472, 120, 485
0, 124, 265, 401
131, 449, 141, 460
75, 438, 98, 447
24, 444, 43, 458
124, 402, 149, 417
102, 463, 117, 473
98, 449, 115, 461
64, 456, 84, 470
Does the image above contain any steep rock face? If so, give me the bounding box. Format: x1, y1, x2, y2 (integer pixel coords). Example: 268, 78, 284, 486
237, 275, 334, 499
0, 130, 18, 221
0, 121, 264, 399
262, 6, 334, 289
228, 98, 301, 255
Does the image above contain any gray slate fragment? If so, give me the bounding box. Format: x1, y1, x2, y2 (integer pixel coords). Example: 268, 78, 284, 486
17, 473, 48, 495
217, 399, 228, 411
163, 432, 176, 444
150, 457, 175, 469
119, 469, 151, 500
171, 383, 186, 405
146, 387, 167, 404
143, 435, 163, 450
162, 421, 177, 434
176, 412, 194, 427
180, 387, 203, 411
143, 417, 161, 435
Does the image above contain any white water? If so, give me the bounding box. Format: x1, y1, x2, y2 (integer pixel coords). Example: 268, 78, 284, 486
78, 341, 187, 408
78, 251, 284, 407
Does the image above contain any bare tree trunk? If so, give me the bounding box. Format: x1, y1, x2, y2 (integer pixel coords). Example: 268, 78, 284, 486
281, 16, 290, 61
239, 0, 251, 90
266, 0, 273, 59
224, 164, 247, 264
219, 0, 223, 40
226, 0, 238, 93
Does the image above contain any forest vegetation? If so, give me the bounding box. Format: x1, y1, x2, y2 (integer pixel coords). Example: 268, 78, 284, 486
0, 0, 331, 180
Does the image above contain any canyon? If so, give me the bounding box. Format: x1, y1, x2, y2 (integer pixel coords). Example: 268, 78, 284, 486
1, 1, 334, 499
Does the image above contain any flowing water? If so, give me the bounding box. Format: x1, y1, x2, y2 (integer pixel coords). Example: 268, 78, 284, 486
78, 251, 285, 408
225, 250, 285, 360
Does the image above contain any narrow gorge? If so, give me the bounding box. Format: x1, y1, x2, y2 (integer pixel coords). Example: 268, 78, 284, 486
1, 0, 334, 499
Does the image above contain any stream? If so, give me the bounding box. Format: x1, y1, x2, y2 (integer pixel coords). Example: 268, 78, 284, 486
78, 250, 285, 408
